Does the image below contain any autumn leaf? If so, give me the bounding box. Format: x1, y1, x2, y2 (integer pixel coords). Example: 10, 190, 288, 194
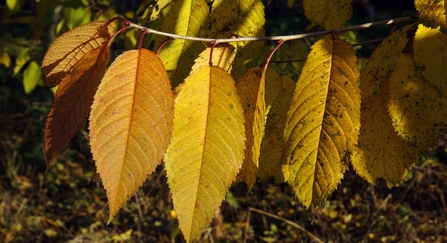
44, 45, 110, 163
41, 20, 116, 88
155, 0, 209, 87
388, 51, 446, 152
258, 76, 295, 183
352, 89, 418, 187
283, 38, 360, 209
414, 24, 447, 92
235, 67, 277, 190
415, 0, 447, 33
89, 49, 174, 221
302, 0, 352, 30
191, 45, 236, 73
360, 24, 415, 99
164, 66, 245, 242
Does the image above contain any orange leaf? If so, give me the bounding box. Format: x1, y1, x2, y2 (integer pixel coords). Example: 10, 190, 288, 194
89, 49, 174, 220
44, 45, 110, 163
42, 20, 116, 88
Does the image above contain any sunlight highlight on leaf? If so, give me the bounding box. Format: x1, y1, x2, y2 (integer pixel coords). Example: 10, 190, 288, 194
388, 52, 446, 152
155, 0, 209, 87
164, 66, 245, 242
191, 45, 236, 73
415, 0, 447, 33
414, 24, 447, 92
42, 20, 116, 88
283, 38, 360, 209
44, 45, 110, 163
302, 0, 352, 30
89, 49, 174, 220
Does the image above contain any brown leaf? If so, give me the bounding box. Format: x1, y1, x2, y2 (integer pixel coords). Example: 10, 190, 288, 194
44, 45, 110, 163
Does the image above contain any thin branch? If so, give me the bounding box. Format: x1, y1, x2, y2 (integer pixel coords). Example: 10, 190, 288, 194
128, 16, 416, 43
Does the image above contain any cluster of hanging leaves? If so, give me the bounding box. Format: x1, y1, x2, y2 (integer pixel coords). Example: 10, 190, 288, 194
41, 0, 447, 241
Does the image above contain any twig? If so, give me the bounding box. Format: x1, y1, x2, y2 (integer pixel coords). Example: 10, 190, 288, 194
245, 207, 324, 243
127, 16, 416, 44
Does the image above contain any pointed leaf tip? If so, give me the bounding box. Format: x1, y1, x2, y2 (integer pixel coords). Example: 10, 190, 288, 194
165, 66, 245, 242
89, 49, 174, 220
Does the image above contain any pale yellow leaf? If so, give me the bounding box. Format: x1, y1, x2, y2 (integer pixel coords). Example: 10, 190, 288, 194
42, 20, 116, 88
302, 0, 352, 30
191, 45, 236, 73
155, 0, 209, 87
89, 49, 174, 220
415, 0, 447, 33
352, 90, 418, 187
23, 61, 43, 94
283, 38, 360, 209
414, 24, 447, 92
164, 66, 245, 242
388, 52, 446, 151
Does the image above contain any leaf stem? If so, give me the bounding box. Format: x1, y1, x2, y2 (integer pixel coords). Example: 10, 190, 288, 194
128, 16, 416, 44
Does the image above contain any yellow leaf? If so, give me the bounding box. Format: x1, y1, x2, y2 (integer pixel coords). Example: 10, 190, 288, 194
0, 48, 11, 68
283, 38, 360, 209
388, 52, 446, 151
155, 0, 209, 87
235, 67, 277, 190
352, 90, 418, 187
23, 61, 43, 94
258, 76, 295, 183
42, 20, 116, 88
207, 0, 266, 79
360, 24, 415, 99
302, 0, 352, 30
164, 66, 245, 242
89, 49, 174, 221
13, 48, 30, 77
191, 45, 236, 73
415, 0, 447, 33
44, 45, 110, 163
414, 24, 447, 92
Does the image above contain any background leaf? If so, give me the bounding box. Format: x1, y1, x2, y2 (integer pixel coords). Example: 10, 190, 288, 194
89, 49, 174, 221
164, 66, 245, 242
41, 20, 116, 88
155, 0, 209, 87
44, 45, 110, 163
283, 38, 360, 209
302, 0, 352, 30
23, 61, 43, 94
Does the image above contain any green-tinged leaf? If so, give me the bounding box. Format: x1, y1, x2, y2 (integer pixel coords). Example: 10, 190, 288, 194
360, 24, 415, 99
388, 52, 446, 152
236, 67, 277, 190
415, 0, 447, 33
89, 49, 174, 221
0, 48, 11, 68
191, 45, 236, 73
64, 4, 92, 30
23, 61, 43, 94
208, 0, 266, 79
44, 46, 110, 163
155, 0, 209, 87
352, 90, 418, 187
283, 38, 360, 209
414, 24, 447, 92
302, 0, 352, 30
13, 48, 30, 76
258, 76, 295, 183
42, 20, 116, 88
164, 66, 245, 242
